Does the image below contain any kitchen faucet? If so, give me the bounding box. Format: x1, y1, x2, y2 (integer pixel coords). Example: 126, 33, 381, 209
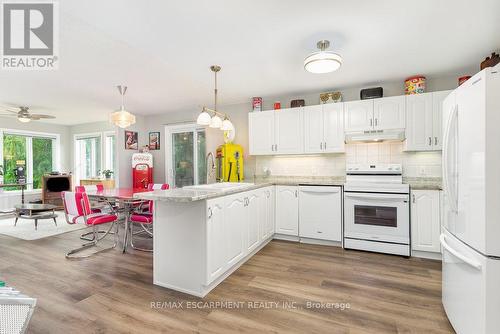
206, 152, 216, 184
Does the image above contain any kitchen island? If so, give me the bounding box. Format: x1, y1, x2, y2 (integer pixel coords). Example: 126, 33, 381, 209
135, 183, 275, 297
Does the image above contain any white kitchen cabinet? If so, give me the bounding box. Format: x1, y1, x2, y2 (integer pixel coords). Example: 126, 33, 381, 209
323, 103, 345, 152
275, 185, 299, 236
259, 187, 275, 241
206, 197, 226, 284
344, 100, 373, 132
224, 193, 246, 267
248, 110, 275, 155
304, 103, 345, 154
373, 96, 405, 130
298, 186, 342, 241
246, 191, 260, 253
405, 91, 451, 151
432, 91, 451, 150
303, 105, 324, 153
275, 108, 304, 154
411, 190, 441, 253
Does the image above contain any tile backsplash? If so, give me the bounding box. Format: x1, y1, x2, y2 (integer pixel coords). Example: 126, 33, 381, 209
255, 142, 441, 177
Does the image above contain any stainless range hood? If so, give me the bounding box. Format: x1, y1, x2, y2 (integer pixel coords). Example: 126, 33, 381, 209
345, 129, 405, 143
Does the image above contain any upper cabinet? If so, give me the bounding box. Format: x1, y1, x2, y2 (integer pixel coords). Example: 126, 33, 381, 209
344, 100, 373, 132
275, 108, 304, 154
304, 103, 344, 154
373, 96, 406, 130
344, 96, 405, 132
248, 110, 275, 155
248, 108, 304, 155
405, 91, 452, 151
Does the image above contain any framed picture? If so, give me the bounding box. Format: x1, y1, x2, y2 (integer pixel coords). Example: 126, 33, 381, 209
125, 130, 138, 150
149, 132, 160, 150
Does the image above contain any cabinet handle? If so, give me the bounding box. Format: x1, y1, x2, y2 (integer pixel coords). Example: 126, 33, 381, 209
208, 207, 213, 219
412, 194, 415, 203
323, 142, 327, 150
370, 119, 373, 126
434, 137, 438, 146
295, 190, 298, 198
428, 137, 432, 146
375, 118, 378, 126
320, 142, 322, 150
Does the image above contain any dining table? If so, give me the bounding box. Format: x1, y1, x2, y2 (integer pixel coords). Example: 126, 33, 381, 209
85, 187, 150, 253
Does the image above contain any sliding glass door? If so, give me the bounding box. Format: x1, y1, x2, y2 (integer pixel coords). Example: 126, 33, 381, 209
166, 125, 206, 188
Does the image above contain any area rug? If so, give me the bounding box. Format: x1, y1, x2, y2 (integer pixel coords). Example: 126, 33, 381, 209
0, 212, 87, 240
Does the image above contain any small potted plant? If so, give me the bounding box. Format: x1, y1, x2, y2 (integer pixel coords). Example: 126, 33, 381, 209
98, 169, 114, 180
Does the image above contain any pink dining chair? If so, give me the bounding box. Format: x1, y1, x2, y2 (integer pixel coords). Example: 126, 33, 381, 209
75, 184, 104, 193
61, 191, 119, 258
140, 183, 169, 213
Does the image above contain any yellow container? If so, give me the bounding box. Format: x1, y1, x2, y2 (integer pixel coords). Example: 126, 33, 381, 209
216, 143, 244, 182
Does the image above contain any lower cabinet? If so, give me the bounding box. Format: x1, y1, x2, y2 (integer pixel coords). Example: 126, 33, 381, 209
206, 197, 226, 284
205, 186, 274, 285
275, 185, 299, 236
411, 190, 441, 253
298, 186, 342, 241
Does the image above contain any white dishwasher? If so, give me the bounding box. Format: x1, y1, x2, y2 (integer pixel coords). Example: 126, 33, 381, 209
298, 185, 342, 242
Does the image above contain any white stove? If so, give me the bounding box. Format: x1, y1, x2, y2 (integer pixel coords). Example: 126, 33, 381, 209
343, 164, 410, 256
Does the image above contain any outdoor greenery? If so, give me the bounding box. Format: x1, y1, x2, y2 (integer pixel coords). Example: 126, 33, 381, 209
99, 169, 114, 178
2, 134, 53, 190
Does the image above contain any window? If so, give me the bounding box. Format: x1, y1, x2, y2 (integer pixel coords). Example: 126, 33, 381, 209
1, 130, 58, 191
74, 131, 116, 186
165, 124, 206, 188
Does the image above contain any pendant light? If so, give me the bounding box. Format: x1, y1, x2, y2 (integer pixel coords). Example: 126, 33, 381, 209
110, 85, 136, 128
196, 65, 233, 131
304, 40, 342, 74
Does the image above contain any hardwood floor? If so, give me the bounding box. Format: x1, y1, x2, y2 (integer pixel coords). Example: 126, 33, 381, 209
0, 228, 454, 334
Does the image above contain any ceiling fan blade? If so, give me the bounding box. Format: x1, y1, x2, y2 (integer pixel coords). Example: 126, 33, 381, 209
30, 114, 56, 120
1, 109, 20, 114
0, 113, 17, 116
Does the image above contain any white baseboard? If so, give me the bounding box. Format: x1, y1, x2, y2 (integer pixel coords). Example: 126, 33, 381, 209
299, 237, 341, 247
411, 250, 442, 260
273, 234, 299, 242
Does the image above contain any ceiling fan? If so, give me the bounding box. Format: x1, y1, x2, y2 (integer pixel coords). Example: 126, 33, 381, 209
0, 106, 56, 123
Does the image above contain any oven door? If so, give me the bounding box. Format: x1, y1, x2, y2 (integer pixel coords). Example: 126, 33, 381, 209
344, 192, 409, 244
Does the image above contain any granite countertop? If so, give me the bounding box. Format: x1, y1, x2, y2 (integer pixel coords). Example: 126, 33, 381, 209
135, 176, 442, 203
134, 183, 274, 203
134, 176, 345, 203
404, 177, 442, 190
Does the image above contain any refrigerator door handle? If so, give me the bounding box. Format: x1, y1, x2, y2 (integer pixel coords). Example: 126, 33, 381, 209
442, 104, 459, 214
440, 234, 482, 270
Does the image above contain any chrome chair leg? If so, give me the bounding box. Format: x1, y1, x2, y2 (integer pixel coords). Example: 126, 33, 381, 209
130, 223, 153, 252
66, 223, 117, 259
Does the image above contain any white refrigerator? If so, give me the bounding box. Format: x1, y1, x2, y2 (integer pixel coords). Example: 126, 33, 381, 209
441, 64, 500, 334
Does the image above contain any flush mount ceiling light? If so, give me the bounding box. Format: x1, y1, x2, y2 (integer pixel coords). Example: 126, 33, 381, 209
196, 65, 233, 131
110, 85, 136, 128
304, 40, 342, 74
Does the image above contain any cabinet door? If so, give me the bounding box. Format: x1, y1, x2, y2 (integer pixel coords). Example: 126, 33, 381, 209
411, 190, 441, 252
248, 111, 275, 155
275, 186, 299, 236
373, 96, 405, 130
268, 186, 276, 237
246, 191, 260, 253
298, 186, 342, 241
224, 194, 245, 267
344, 100, 373, 132
323, 103, 345, 153
206, 198, 226, 284
303, 105, 324, 154
405, 93, 433, 151
275, 108, 304, 154
432, 91, 452, 150
258, 187, 274, 241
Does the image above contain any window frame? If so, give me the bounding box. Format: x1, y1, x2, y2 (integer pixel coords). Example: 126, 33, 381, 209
73, 131, 117, 187
0, 128, 60, 192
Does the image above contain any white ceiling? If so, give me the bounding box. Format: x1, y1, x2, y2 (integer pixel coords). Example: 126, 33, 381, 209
0, 0, 498, 125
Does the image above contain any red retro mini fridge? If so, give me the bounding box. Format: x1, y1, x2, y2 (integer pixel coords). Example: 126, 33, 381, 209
132, 153, 153, 189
